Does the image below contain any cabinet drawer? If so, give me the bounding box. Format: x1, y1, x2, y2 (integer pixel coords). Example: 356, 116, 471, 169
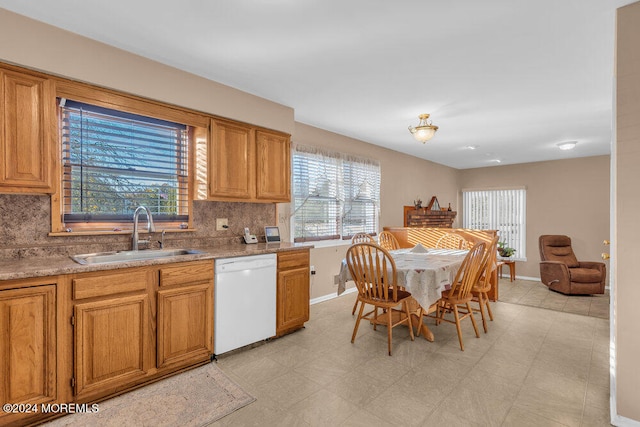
159, 261, 214, 287
277, 250, 309, 270
73, 270, 149, 300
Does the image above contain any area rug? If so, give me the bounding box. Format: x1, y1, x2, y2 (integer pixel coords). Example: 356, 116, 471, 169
499, 278, 609, 319
45, 362, 255, 427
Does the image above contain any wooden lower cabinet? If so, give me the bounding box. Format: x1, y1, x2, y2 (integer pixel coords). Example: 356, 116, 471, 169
157, 262, 214, 369
74, 294, 151, 399
0, 283, 56, 426
70, 260, 214, 403
276, 250, 310, 336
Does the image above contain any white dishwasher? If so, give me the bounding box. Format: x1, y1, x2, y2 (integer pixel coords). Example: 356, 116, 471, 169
214, 253, 277, 355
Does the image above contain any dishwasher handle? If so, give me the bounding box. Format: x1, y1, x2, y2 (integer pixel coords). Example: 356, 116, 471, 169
215, 257, 276, 274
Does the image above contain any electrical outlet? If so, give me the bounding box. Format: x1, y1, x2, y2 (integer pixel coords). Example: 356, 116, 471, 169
216, 218, 228, 231
310, 265, 316, 275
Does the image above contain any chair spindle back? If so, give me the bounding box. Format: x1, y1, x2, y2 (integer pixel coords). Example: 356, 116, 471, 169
346, 242, 399, 303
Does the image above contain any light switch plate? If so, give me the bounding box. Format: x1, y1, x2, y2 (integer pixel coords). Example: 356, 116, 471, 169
216, 218, 228, 231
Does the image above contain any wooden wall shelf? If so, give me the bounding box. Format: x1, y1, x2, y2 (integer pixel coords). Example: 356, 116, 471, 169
403, 205, 457, 228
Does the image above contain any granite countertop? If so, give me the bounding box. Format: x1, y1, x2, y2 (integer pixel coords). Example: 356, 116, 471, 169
0, 242, 312, 282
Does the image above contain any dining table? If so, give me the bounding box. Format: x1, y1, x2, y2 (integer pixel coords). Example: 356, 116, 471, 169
337, 245, 468, 341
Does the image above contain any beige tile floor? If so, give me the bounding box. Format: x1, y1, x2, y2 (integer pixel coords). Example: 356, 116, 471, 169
499, 278, 609, 319
214, 293, 611, 426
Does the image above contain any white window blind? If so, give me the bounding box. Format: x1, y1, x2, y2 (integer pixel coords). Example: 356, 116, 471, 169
462, 188, 526, 259
60, 99, 189, 224
292, 148, 341, 241
341, 158, 380, 238
292, 146, 380, 242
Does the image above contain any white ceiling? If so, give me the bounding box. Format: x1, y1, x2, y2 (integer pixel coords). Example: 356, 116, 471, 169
0, 0, 635, 169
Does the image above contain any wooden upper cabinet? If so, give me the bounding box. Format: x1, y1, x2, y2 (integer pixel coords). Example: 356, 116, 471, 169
0, 68, 55, 193
256, 130, 290, 202
209, 119, 253, 199
208, 118, 291, 203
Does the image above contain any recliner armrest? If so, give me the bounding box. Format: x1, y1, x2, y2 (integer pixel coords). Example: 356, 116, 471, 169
539, 260, 570, 289
578, 261, 606, 272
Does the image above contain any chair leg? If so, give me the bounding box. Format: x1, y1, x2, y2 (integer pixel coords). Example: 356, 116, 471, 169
404, 301, 415, 341
435, 301, 444, 325
467, 302, 480, 338
415, 306, 423, 337
387, 307, 393, 356
351, 301, 366, 343
373, 307, 378, 331
351, 297, 359, 315
477, 294, 488, 333
483, 291, 494, 321
453, 305, 464, 351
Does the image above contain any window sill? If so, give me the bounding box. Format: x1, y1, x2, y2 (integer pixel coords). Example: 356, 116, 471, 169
48, 228, 197, 237
301, 239, 352, 249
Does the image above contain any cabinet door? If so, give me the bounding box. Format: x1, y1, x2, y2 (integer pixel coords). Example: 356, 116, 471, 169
0, 69, 55, 193
0, 285, 56, 424
209, 119, 253, 199
74, 294, 151, 399
277, 266, 310, 335
157, 282, 213, 369
256, 130, 290, 202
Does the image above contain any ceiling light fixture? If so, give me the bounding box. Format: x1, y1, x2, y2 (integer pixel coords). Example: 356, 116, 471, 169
557, 141, 577, 150
408, 114, 438, 143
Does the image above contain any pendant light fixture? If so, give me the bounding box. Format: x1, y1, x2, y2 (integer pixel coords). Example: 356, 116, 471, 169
408, 114, 438, 143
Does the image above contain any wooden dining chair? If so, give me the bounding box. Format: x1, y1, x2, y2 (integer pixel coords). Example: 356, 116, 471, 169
417, 241, 486, 350
378, 231, 400, 251
346, 242, 414, 356
435, 232, 470, 250
350, 232, 376, 315
470, 236, 499, 333
351, 232, 375, 244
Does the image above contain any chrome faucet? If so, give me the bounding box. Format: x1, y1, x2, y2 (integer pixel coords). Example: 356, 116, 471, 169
132, 206, 156, 251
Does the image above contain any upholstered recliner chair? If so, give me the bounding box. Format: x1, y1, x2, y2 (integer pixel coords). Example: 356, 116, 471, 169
539, 235, 606, 295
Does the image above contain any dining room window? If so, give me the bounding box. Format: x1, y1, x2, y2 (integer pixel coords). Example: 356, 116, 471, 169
292, 145, 380, 242
59, 98, 190, 230
462, 187, 527, 259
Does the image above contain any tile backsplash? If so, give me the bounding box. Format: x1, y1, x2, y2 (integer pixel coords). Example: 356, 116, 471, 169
0, 195, 276, 259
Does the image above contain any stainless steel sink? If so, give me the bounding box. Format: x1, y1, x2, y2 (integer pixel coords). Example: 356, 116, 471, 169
71, 249, 205, 265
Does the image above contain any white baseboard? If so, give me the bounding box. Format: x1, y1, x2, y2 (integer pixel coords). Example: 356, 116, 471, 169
310, 287, 357, 305
509, 275, 540, 281
611, 414, 640, 427
508, 275, 611, 291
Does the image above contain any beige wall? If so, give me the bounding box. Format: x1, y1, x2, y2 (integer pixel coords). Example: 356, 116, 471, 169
615, 2, 640, 423
292, 123, 461, 300
0, 9, 294, 134
459, 156, 610, 279
300, 132, 611, 300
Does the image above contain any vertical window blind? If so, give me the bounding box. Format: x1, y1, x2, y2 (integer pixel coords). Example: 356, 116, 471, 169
60, 99, 189, 224
292, 146, 380, 242
462, 188, 527, 259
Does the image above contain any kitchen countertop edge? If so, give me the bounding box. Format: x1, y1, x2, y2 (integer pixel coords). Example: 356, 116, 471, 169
0, 243, 314, 282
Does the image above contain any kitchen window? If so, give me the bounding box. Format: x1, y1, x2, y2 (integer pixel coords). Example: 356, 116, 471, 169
462, 187, 527, 259
292, 145, 380, 242
58, 98, 190, 231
